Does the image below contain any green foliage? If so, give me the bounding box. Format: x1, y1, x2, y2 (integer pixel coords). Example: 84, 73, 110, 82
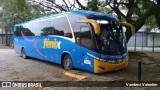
90, 0, 160, 32
98, 7, 112, 13
87, 0, 98, 11
0, 0, 46, 29
146, 15, 156, 26
85, 0, 160, 41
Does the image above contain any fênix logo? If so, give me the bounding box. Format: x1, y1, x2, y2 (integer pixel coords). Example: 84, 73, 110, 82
43, 38, 61, 49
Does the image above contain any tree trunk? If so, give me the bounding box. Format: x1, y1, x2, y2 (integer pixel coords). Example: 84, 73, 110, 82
5, 29, 9, 46
125, 21, 145, 43
1, 29, 4, 45
125, 29, 132, 43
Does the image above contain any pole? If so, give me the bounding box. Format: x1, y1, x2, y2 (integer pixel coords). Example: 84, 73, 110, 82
138, 61, 141, 83
142, 32, 143, 51
153, 33, 154, 52
0, 29, 2, 45
2, 29, 4, 45
134, 33, 137, 52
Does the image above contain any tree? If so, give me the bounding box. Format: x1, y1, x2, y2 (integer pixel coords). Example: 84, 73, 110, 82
97, 0, 160, 41
29, 0, 88, 13
1, 0, 159, 44
0, 0, 46, 46
87, 0, 98, 11
29, 0, 160, 42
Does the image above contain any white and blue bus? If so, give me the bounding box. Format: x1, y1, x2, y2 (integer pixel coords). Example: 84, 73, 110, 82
14, 10, 135, 73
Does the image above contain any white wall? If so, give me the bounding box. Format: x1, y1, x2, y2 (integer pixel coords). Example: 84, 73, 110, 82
0, 29, 2, 34
147, 34, 160, 47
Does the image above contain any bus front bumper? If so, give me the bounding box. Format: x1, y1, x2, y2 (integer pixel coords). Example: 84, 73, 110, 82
94, 58, 128, 73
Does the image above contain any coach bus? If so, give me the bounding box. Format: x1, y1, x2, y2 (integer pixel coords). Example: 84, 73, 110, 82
14, 10, 135, 73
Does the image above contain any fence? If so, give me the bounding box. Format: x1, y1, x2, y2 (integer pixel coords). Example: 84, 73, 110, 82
0, 31, 160, 52
0, 34, 13, 46
127, 32, 160, 52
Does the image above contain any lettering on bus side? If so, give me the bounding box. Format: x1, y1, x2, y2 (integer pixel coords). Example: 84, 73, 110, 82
42, 38, 61, 49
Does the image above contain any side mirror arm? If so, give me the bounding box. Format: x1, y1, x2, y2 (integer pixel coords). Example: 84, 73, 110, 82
79, 19, 100, 35
121, 22, 135, 35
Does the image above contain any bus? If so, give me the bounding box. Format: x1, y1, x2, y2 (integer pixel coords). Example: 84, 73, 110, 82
14, 10, 135, 73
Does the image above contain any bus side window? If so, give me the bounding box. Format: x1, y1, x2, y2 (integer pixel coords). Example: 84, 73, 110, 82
14, 25, 35, 36
14, 26, 22, 36
49, 16, 72, 38
80, 26, 94, 50
67, 14, 88, 44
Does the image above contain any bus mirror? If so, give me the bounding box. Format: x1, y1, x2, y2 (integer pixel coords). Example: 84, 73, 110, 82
121, 22, 135, 35
79, 19, 100, 35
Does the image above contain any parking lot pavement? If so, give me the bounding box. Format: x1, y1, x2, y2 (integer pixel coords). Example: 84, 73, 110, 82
0, 49, 71, 81
0, 49, 112, 81
0, 49, 160, 90
0, 49, 125, 82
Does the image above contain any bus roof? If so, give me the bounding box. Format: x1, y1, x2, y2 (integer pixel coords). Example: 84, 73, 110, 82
70, 10, 117, 20
15, 10, 117, 26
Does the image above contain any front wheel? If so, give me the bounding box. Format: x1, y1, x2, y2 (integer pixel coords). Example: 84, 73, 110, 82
63, 55, 73, 70
22, 48, 27, 59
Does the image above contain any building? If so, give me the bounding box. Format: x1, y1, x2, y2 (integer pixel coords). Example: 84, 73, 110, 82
127, 26, 160, 52
0, 29, 13, 46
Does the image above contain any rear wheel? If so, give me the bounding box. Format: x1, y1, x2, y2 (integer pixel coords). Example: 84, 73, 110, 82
22, 48, 27, 59
63, 55, 73, 70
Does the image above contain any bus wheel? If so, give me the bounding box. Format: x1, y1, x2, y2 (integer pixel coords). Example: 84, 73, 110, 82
63, 55, 73, 70
22, 48, 27, 59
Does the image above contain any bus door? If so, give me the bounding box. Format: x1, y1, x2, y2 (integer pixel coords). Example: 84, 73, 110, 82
80, 26, 95, 72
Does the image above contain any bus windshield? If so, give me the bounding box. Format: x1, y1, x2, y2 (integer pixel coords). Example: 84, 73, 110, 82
95, 20, 127, 55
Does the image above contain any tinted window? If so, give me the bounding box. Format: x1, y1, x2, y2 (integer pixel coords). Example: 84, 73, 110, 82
14, 26, 22, 36
22, 21, 44, 36
68, 14, 88, 41
68, 14, 94, 50
15, 16, 72, 38
14, 21, 44, 36
41, 16, 72, 38
80, 26, 94, 50
14, 25, 35, 36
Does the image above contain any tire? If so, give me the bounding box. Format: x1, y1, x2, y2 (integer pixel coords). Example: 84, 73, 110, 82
22, 48, 27, 59
63, 55, 73, 70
